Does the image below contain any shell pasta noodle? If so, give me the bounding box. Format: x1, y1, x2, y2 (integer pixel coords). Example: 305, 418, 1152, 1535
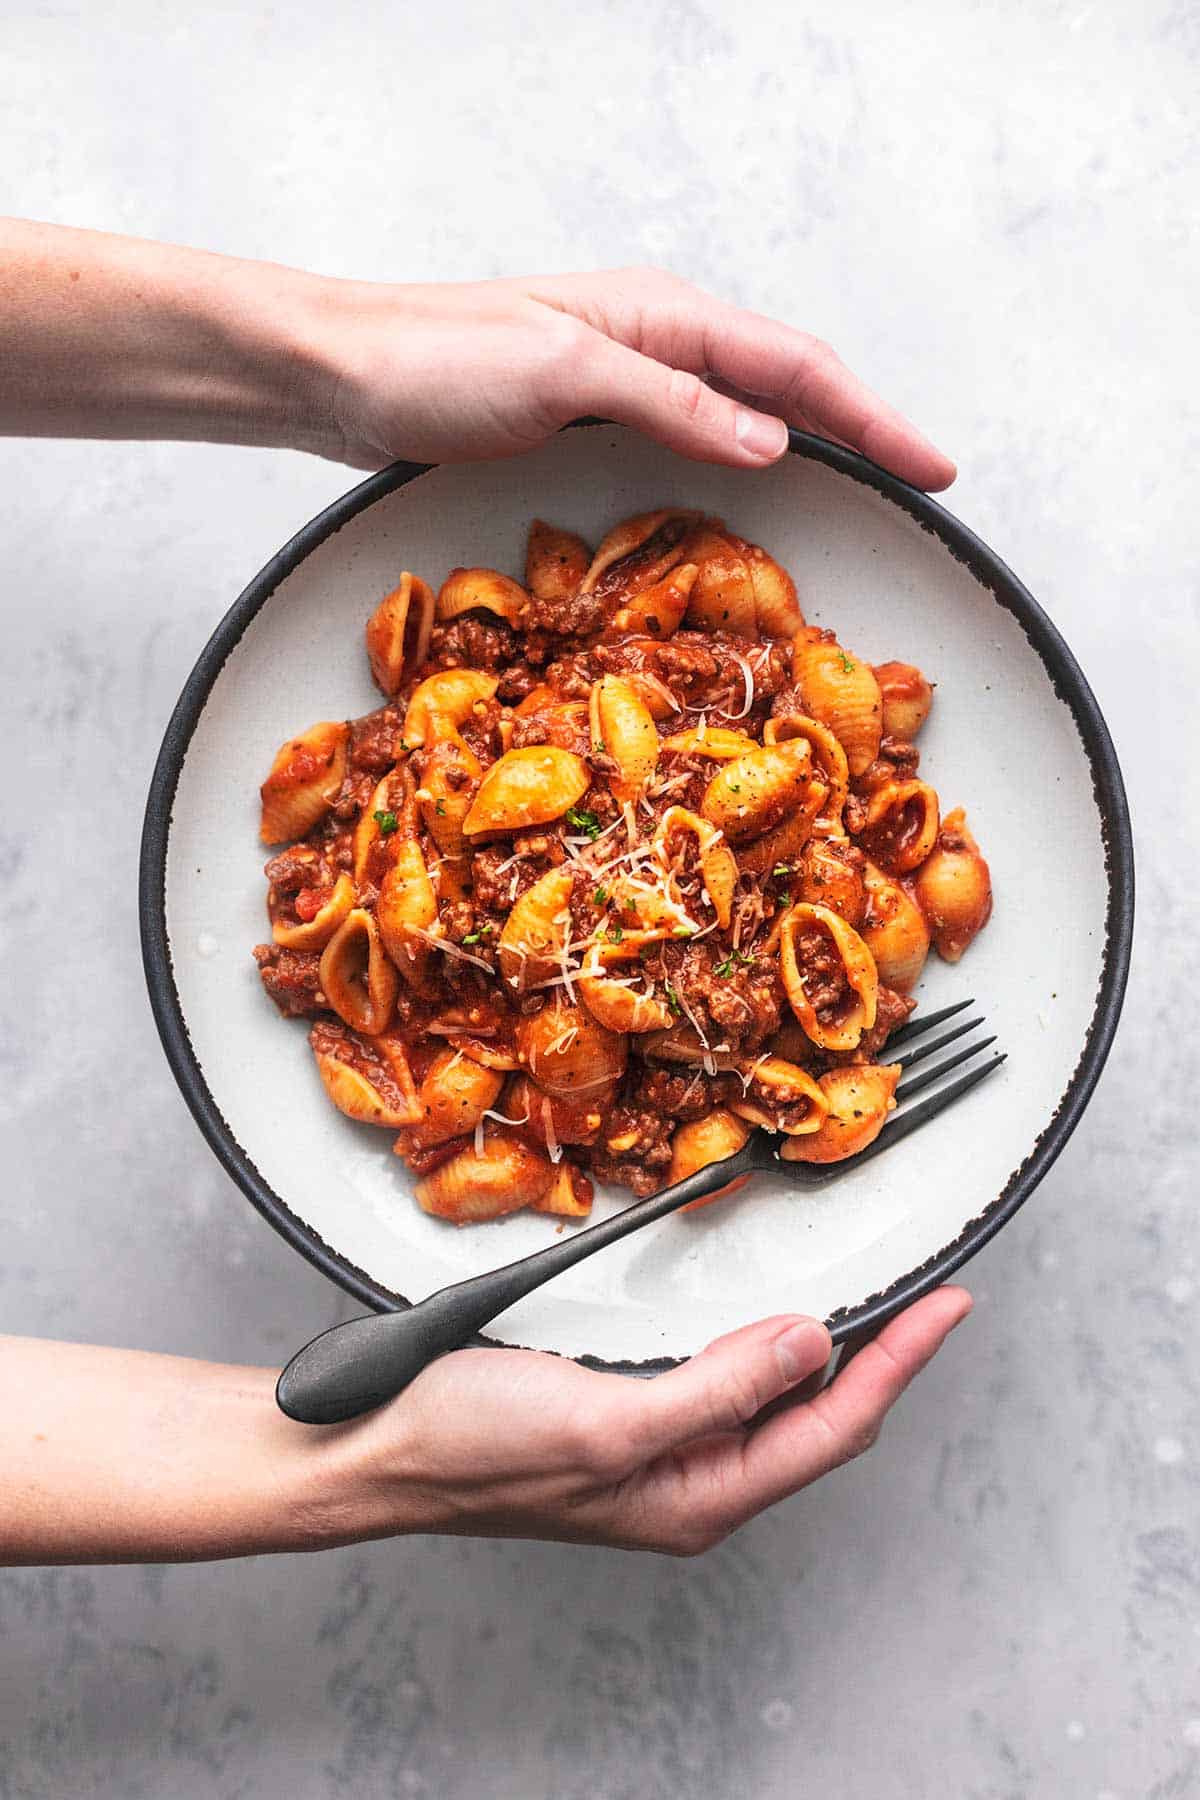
252, 510, 993, 1224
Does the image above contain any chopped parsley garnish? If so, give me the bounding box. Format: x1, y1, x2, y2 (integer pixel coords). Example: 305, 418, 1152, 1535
462, 923, 496, 944
838, 651, 855, 674
734, 948, 755, 965
373, 810, 399, 836
714, 958, 734, 978
592, 739, 607, 755
673, 926, 693, 938
778, 891, 792, 907
772, 864, 792, 878
664, 983, 682, 1014
606, 924, 625, 945
566, 806, 602, 839
435, 798, 446, 816
728, 782, 741, 793
593, 884, 609, 906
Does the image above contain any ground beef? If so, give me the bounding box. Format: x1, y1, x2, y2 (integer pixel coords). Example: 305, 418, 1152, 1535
794, 926, 848, 1022
348, 703, 406, 774
427, 614, 519, 673
638, 939, 783, 1055
509, 705, 593, 760
495, 661, 542, 704
856, 984, 916, 1059
639, 1068, 724, 1123
457, 696, 502, 762
878, 736, 921, 777
254, 944, 329, 1017
470, 829, 566, 911
262, 844, 325, 893
588, 1103, 676, 1196
520, 587, 604, 638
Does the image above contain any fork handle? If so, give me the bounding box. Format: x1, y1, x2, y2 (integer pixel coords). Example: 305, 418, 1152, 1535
276, 1144, 759, 1424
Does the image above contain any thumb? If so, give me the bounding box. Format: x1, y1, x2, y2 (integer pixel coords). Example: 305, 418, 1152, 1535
626, 1314, 832, 1460
560, 331, 789, 468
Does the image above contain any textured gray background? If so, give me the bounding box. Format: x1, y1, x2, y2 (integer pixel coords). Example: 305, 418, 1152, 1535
0, 2, 1195, 1795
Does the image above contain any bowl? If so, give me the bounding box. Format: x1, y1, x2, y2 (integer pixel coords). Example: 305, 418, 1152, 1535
139, 425, 1133, 1370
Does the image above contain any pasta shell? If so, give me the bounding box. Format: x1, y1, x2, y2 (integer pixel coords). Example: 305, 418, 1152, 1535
579, 508, 701, 601
913, 808, 993, 962
737, 537, 804, 637
623, 670, 686, 721
793, 837, 867, 927
730, 1056, 829, 1136
701, 740, 815, 844
680, 525, 757, 637
513, 682, 558, 717
779, 902, 878, 1052
782, 1064, 900, 1164
589, 675, 659, 803
763, 710, 849, 831
436, 567, 528, 625
418, 735, 483, 862
376, 840, 439, 985
402, 669, 499, 750
873, 661, 934, 739
654, 805, 738, 929
577, 960, 675, 1034
259, 720, 348, 845
498, 866, 574, 992
661, 725, 758, 760
859, 779, 940, 876
365, 573, 435, 697
413, 1127, 554, 1223
353, 770, 419, 887
319, 907, 398, 1036
516, 999, 627, 1098
397, 1048, 505, 1152
611, 563, 698, 637
462, 746, 590, 838
526, 520, 591, 603
671, 1109, 752, 1210
734, 778, 829, 876
309, 1020, 422, 1128
530, 1163, 595, 1217
271, 871, 356, 951
792, 627, 883, 778
508, 1074, 615, 1148
860, 859, 930, 993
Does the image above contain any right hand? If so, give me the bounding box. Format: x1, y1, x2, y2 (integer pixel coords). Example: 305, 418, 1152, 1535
322, 1286, 971, 1555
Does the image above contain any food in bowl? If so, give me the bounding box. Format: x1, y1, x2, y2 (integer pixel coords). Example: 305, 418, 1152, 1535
252, 508, 992, 1224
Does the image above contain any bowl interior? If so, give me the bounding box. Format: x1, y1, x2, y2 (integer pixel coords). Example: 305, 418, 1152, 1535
158, 426, 1117, 1364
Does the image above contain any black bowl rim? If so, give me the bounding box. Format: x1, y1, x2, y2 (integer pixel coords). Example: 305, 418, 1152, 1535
139, 425, 1134, 1371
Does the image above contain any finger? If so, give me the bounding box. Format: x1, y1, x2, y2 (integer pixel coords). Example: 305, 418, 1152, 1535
558, 330, 790, 468
704, 308, 957, 491
616, 1314, 833, 1464
537, 271, 956, 490
726, 1286, 972, 1523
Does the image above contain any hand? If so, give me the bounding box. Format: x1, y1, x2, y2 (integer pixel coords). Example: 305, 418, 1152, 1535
333, 1286, 971, 1554
309, 265, 956, 488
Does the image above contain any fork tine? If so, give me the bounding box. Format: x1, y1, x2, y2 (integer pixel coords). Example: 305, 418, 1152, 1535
849, 1053, 1007, 1170
895, 1036, 998, 1102
885, 997, 975, 1050
895, 1015, 985, 1070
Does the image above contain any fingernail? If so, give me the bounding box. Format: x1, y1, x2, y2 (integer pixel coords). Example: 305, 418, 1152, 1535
775, 1319, 829, 1383
735, 408, 788, 462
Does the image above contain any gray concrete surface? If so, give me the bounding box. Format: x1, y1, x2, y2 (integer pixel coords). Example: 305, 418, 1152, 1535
0, 2, 1195, 1795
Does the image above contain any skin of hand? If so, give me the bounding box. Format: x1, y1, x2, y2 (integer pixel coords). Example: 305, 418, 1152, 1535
0, 220, 956, 488
0, 220, 965, 1562
0, 1290, 969, 1563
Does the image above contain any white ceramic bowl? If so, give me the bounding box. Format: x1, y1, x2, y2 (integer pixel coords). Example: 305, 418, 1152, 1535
140, 426, 1133, 1369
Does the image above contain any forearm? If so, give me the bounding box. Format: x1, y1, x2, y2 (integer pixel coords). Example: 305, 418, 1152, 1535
0, 218, 334, 454
0, 1335, 388, 1564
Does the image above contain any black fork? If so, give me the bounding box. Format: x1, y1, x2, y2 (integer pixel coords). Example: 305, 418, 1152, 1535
277, 1000, 1005, 1424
